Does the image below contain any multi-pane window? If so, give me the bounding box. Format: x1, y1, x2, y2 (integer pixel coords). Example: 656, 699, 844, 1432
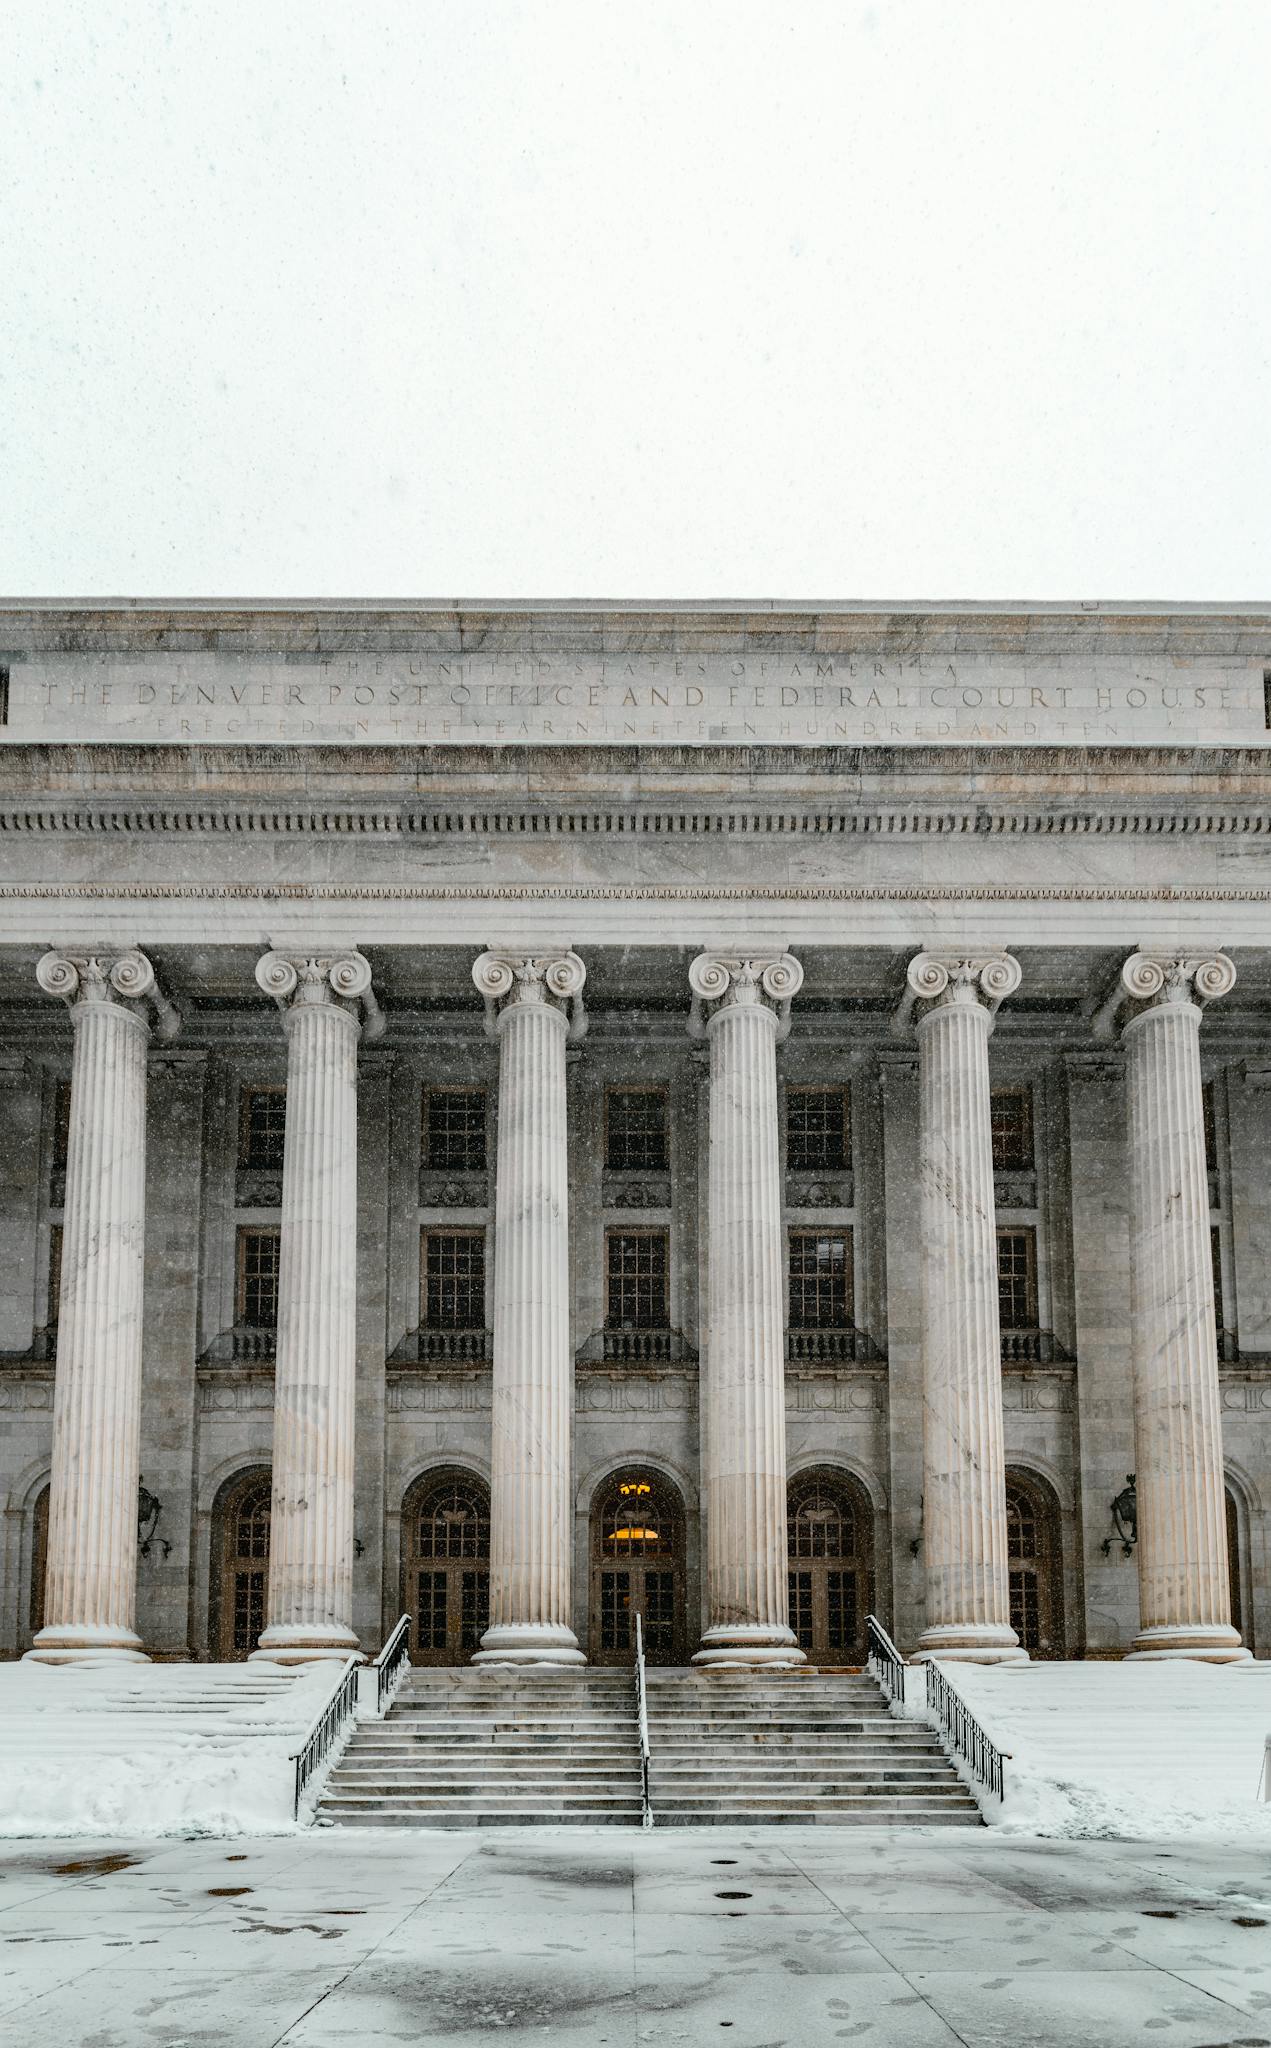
1212, 1225, 1226, 1334
991, 1087, 1034, 1171
606, 1231, 669, 1328
1203, 1081, 1217, 1176
785, 1087, 850, 1172
51, 1079, 72, 1173
422, 1230, 486, 1330
996, 1227, 1038, 1330
425, 1090, 487, 1171
48, 1225, 63, 1324
787, 1230, 852, 1329
238, 1227, 282, 1327
239, 1087, 287, 1170
606, 1090, 668, 1172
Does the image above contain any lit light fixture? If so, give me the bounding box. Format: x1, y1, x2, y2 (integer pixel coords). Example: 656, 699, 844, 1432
1101, 1475, 1138, 1558
611, 1526, 660, 1544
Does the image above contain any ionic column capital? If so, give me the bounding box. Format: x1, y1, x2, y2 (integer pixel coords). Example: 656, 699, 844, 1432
1091, 950, 1237, 1040
472, 950, 587, 1042
35, 949, 180, 1042
896, 950, 1021, 1036
255, 951, 384, 1039
687, 952, 803, 1043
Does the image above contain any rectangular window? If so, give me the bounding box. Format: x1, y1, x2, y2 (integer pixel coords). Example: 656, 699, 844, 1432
51, 1079, 72, 1174
786, 1087, 850, 1172
1203, 1080, 1217, 1175
606, 1230, 669, 1328
237, 1227, 282, 1328
606, 1089, 668, 1172
991, 1087, 1034, 1172
48, 1224, 63, 1323
996, 1227, 1038, 1330
422, 1229, 486, 1330
425, 1089, 487, 1171
788, 1229, 852, 1328
1212, 1224, 1225, 1334
239, 1087, 287, 1170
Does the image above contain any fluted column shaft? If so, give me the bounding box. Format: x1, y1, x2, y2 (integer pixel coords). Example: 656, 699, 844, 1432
690, 953, 804, 1668
1119, 951, 1248, 1661
908, 952, 1025, 1664
473, 951, 586, 1666
253, 952, 373, 1663
28, 951, 171, 1663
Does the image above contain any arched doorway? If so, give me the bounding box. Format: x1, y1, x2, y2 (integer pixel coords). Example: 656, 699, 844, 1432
590, 1468, 685, 1665
786, 1467, 873, 1663
1226, 1483, 1247, 1645
210, 1467, 271, 1661
402, 1470, 491, 1665
1004, 1467, 1065, 1657
29, 1482, 49, 1641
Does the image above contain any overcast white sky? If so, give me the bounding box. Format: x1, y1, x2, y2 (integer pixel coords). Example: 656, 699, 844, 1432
1, 2, 1268, 601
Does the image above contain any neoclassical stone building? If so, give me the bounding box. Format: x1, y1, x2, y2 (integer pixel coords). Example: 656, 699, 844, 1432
0, 602, 1268, 1670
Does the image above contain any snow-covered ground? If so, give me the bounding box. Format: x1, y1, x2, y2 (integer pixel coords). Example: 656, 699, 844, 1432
919, 1660, 1271, 1838
5, 1828, 1271, 2046
0, 1661, 342, 1835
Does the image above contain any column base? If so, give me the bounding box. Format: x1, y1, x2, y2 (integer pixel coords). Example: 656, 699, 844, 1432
913, 1623, 1029, 1666
692, 1623, 806, 1670
25, 1623, 149, 1665
473, 1623, 586, 1668
250, 1623, 362, 1667
1126, 1623, 1252, 1664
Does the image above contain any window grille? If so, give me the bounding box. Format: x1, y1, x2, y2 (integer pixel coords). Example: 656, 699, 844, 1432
422, 1231, 486, 1330
991, 1087, 1034, 1171
601, 1475, 672, 1558
996, 1227, 1037, 1329
425, 1089, 487, 1171
606, 1231, 669, 1329
416, 1478, 490, 1560
239, 1087, 287, 1170
606, 1090, 668, 1171
785, 1086, 849, 1171
229, 1476, 271, 1656
787, 1230, 852, 1329
1203, 1080, 1217, 1174
238, 1227, 281, 1327
48, 1225, 63, 1325
1211, 1225, 1225, 1334
51, 1079, 72, 1173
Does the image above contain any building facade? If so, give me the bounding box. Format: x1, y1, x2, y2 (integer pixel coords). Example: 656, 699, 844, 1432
0, 603, 1269, 1668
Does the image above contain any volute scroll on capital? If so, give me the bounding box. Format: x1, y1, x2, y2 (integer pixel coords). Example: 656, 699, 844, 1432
1093, 950, 1237, 1039
894, 950, 1022, 1036
255, 950, 385, 1039
687, 952, 804, 1042
472, 950, 588, 1042
35, 948, 181, 1041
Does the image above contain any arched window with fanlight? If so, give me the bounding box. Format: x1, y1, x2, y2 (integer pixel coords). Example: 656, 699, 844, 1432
210, 1466, 271, 1661
1004, 1467, 1065, 1657
590, 1468, 685, 1666
401, 1470, 491, 1666
786, 1467, 873, 1664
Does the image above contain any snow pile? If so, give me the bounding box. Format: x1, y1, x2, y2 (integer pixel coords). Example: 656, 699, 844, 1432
0, 1660, 339, 1836
924, 1659, 1271, 1838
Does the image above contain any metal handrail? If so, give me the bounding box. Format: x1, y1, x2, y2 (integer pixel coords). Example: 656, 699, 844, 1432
289, 1656, 360, 1820
634, 1612, 653, 1829
924, 1659, 1011, 1801
374, 1613, 412, 1715
865, 1613, 907, 1706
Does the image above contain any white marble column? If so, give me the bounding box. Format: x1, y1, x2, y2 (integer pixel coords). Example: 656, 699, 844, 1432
472, 951, 587, 1667
1116, 951, 1249, 1661
689, 952, 804, 1669
905, 951, 1026, 1664
252, 951, 380, 1664
27, 950, 178, 1664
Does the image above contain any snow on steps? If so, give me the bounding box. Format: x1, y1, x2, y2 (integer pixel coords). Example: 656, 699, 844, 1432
941, 1660, 1271, 1837
0, 1660, 333, 1835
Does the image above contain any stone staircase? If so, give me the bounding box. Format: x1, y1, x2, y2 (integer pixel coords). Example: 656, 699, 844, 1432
316, 1668, 643, 1827
315, 1664, 980, 1828
644, 1669, 981, 1826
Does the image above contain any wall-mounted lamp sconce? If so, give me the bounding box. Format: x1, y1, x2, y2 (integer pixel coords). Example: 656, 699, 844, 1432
1101, 1474, 1137, 1559
909, 1497, 923, 1560
138, 1476, 172, 1560
354, 1537, 365, 1558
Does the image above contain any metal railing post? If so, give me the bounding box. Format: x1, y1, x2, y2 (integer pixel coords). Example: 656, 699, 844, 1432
635, 1611, 653, 1829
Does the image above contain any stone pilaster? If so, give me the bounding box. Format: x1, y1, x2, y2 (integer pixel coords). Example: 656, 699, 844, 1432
27, 949, 178, 1664
1114, 951, 1249, 1661
472, 950, 587, 1666
689, 952, 804, 1669
904, 951, 1026, 1664
252, 951, 380, 1664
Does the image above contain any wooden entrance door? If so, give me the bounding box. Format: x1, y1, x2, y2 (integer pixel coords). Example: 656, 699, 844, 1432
786, 1468, 872, 1663
213, 1468, 271, 1660
592, 1470, 684, 1665
404, 1473, 490, 1665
